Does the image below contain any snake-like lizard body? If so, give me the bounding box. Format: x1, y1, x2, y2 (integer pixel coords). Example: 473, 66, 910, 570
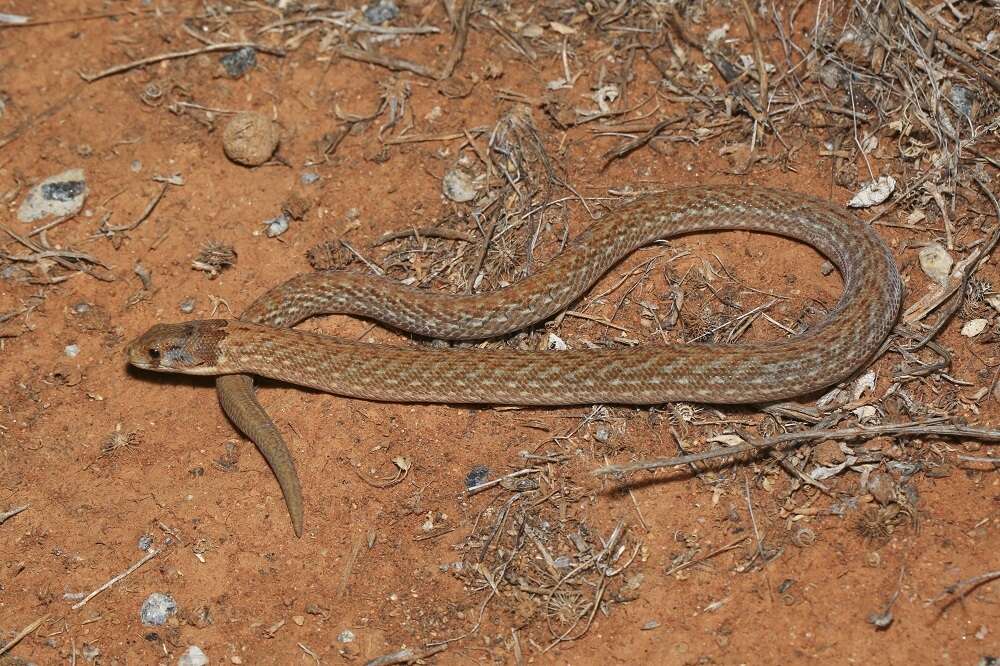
127, 186, 902, 536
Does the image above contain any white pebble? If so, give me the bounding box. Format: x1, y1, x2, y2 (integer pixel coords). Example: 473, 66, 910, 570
986, 294, 1000, 315
263, 213, 290, 238
848, 176, 895, 208
918, 243, 953, 286
961, 319, 988, 337
852, 370, 876, 400
18, 168, 88, 222
140, 592, 177, 626
442, 167, 477, 202
178, 645, 208, 666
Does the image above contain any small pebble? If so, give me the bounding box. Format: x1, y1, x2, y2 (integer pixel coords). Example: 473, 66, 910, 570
18, 168, 88, 222
594, 427, 610, 444
223, 112, 279, 167
65, 344, 80, 358
363, 0, 399, 24
465, 465, 489, 488
642, 620, 661, 630
865, 473, 895, 504
179, 298, 196, 314
986, 294, 1000, 315
521, 24, 544, 38
948, 85, 975, 119
138, 534, 154, 551
961, 319, 988, 338
867, 608, 893, 629
918, 243, 953, 286
219, 46, 257, 78
852, 370, 876, 399
72, 302, 91, 314
852, 404, 878, 424
130, 160, 143, 173
282, 194, 311, 220
424, 105, 443, 122
819, 62, 842, 89
337, 629, 356, 643
263, 213, 290, 238
177, 645, 208, 666
82, 643, 100, 662
848, 176, 895, 208
300, 171, 320, 185
140, 592, 177, 626
546, 333, 567, 350
442, 166, 477, 202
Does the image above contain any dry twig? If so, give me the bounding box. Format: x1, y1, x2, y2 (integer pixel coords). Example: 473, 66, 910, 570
595, 423, 1000, 476
365, 644, 448, 666
79, 43, 285, 82
931, 569, 1000, 613
0, 504, 29, 524
0, 614, 49, 657
70, 547, 160, 610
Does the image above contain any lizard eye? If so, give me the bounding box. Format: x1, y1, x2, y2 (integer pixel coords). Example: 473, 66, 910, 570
148, 347, 161, 361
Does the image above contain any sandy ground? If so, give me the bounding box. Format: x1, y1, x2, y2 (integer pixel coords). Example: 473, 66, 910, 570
1, 1, 998, 664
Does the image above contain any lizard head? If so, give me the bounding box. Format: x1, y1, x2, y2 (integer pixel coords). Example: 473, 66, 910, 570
126, 319, 230, 375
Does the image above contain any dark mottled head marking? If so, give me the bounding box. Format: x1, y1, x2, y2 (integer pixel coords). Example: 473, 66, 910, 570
126, 319, 229, 375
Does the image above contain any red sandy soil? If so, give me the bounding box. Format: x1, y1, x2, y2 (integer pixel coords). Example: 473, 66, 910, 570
1, 1, 997, 664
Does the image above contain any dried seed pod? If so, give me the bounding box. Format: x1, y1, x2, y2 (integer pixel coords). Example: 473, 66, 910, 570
281, 193, 312, 220
866, 471, 896, 506
223, 112, 279, 166
791, 527, 816, 547
306, 240, 354, 272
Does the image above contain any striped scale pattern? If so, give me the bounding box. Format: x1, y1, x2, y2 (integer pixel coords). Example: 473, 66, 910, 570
130, 186, 903, 535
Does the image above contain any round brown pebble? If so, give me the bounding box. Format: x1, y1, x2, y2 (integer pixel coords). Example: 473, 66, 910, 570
222, 112, 279, 166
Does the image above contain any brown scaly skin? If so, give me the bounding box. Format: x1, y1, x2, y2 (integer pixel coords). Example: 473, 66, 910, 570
127, 186, 903, 537
128, 321, 306, 536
